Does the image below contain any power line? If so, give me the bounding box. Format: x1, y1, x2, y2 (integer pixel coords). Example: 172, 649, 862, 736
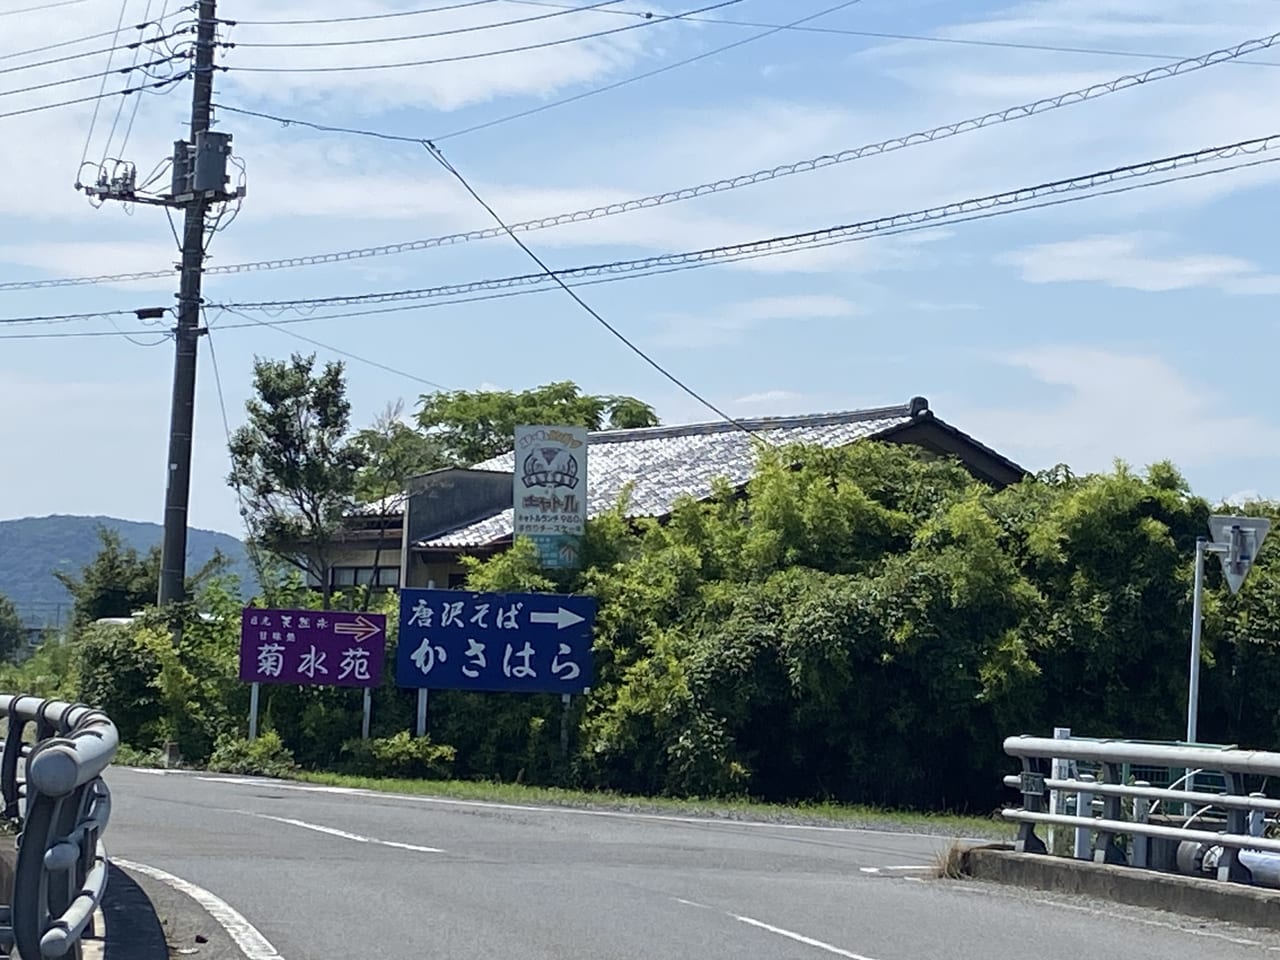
0, 53, 185, 99
434, 0, 862, 141
0, 308, 143, 325
212, 135, 1280, 314
0, 0, 87, 16
422, 139, 755, 433
0, 27, 188, 77
77, 0, 132, 177
1, 26, 138, 63
507, 0, 1280, 67
212, 305, 450, 389
111, 25, 1276, 286
225, 0, 743, 74
226, 0, 503, 27
102, 0, 158, 167
6, 149, 1275, 344
231, 0, 632, 49
0, 72, 188, 121
214, 0, 862, 145
118, 2, 174, 162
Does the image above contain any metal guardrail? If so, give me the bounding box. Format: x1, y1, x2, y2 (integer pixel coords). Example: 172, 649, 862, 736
0, 696, 118, 959
1001, 735, 1280, 886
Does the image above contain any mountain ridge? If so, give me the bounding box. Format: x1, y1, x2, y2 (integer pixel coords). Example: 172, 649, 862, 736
0, 514, 253, 625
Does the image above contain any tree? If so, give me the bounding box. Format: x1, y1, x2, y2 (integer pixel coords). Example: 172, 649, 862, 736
228, 353, 365, 606
351, 400, 450, 598
0, 593, 25, 662
54, 527, 228, 630
415, 381, 659, 465
352, 399, 448, 503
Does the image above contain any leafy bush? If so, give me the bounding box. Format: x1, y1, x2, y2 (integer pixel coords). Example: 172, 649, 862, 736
208, 730, 296, 778
339, 731, 456, 779
112, 743, 169, 768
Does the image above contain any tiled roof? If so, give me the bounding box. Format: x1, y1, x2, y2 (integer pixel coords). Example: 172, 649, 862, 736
415, 402, 923, 550
348, 492, 408, 517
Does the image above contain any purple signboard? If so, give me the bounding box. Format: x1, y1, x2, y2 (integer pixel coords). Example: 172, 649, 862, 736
239, 608, 386, 688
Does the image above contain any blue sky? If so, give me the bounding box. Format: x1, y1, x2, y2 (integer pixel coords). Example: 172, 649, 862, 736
2, 0, 1278, 537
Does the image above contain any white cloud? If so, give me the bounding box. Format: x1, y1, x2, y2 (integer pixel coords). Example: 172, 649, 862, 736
734, 389, 801, 405
0, 240, 185, 293
953, 346, 1280, 473
1000, 233, 1280, 293
650, 295, 859, 348
1225, 488, 1265, 506
216, 0, 682, 112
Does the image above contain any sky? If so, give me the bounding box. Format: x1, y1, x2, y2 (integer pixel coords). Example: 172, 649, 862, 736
1, 0, 1278, 538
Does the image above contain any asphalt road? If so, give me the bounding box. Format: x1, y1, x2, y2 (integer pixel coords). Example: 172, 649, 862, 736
103, 767, 1280, 960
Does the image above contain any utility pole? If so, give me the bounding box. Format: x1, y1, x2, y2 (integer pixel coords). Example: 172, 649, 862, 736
157, 0, 219, 608
79, 0, 243, 612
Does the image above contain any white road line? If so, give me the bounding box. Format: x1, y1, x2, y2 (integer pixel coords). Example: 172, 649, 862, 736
732, 915, 881, 960
245, 812, 444, 853
860, 865, 932, 874
185, 774, 985, 842
112, 858, 285, 960
672, 897, 882, 959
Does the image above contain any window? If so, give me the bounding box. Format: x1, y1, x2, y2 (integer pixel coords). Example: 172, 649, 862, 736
447, 572, 467, 589
328, 566, 400, 590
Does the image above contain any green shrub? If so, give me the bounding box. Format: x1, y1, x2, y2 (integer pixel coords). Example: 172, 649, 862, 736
112, 743, 168, 768
208, 730, 296, 778
339, 731, 456, 779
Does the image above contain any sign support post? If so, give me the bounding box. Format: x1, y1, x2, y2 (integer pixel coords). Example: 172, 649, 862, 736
1187, 515, 1272, 745
362, 688, 372, 740
248, 681, 260, 742
416, 690, 429, 738
560, 693, 572, 759
415, 580, 434, 739
1187, 538, 1209, 745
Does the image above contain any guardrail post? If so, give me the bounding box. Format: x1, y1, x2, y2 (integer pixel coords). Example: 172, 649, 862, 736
1217, 772, 1252, 883
1093, 762, 1127, 864
1074, 773, 1095, 860
1015, 757, 1048, 855
1132, 781, 1151, 868
1249, 792, 1267, 837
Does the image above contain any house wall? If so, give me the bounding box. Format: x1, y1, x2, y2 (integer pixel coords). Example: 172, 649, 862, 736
403, 552, 469, 590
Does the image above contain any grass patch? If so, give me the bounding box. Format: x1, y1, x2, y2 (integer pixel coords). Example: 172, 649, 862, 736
290, 770, 1014, 839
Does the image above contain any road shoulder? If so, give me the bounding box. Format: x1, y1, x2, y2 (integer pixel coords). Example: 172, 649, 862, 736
106, 861, 248, 960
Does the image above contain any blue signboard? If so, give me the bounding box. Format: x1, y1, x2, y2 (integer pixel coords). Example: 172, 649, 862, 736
396, 589, 596, 694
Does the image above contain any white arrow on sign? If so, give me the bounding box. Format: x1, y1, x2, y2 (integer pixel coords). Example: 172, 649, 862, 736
1208, 514, 1272, 595
530, 607, 585, 630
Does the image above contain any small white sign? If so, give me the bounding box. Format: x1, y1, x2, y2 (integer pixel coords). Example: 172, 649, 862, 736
513, 424, 588, 538
1208, 514, 1272, 594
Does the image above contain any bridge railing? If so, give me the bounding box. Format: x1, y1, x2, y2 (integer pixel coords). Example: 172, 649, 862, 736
1001, 735, 1280, 886
0, 695, 118, 959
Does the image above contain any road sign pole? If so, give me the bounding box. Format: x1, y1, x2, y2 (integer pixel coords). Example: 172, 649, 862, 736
416, 689, 429, 738
248, 682, 260, 742
560, 693, 572, 759
361, 688, 372, 740
414, 578, 435, 738
1186, 537, 1208, 744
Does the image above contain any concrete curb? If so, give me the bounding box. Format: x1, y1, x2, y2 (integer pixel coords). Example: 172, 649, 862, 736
964, 846, 1280, 931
